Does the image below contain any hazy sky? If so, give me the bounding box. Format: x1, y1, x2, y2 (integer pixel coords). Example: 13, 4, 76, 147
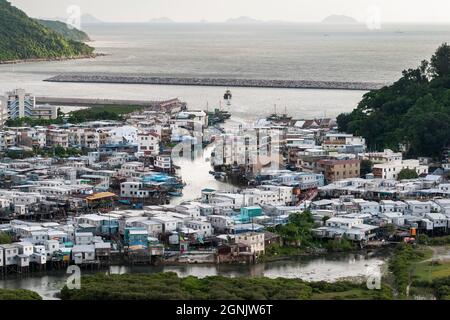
9, 0, 450, 23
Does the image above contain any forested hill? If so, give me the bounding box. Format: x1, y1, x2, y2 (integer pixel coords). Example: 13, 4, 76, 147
0, 0, 94, 62
337, 43, 450, 158
36, 19, 91, 42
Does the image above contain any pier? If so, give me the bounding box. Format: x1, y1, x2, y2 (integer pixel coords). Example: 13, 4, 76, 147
45, 74, 385, 91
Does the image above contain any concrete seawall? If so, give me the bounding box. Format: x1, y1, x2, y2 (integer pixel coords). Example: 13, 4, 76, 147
45, 74, 385, 91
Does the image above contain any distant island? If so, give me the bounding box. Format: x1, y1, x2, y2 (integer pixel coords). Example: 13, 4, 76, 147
226, 16, 261, 24
0, 0, 94, 63
322, 14, 358, 24
81, 13, 103, 24
148, 17, 174, 23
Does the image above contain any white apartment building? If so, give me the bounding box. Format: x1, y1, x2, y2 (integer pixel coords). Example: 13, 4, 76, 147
118, 162, 146, 178
211, 129, 278, 173
404, 200, 433, 216
68, 128, 100, 149
137, 131, 160, 156
373, 159, 428, 180
175, 110, 209, 128
3, 89, 35, 119
16, 242, 34, 256
185, 220, 213, 238
0, 244, 19, 266
207, 215, 234, 233
151, 215, 179, 233
362, 149, 402, 164
75, 232, 94, 245
46, 129, 69, 148
120, 181, 151, 198
0, 89, 57, 124
107, 152, 131, 167
154, 154, 172, 172
241, 186, 293, 206
134, 220, 163, 237
322, 133, 366, 152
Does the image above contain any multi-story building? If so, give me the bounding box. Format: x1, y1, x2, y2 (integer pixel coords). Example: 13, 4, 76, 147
30, 104, 57, 120
17, 127, 47, 148
137, 131, 160, 156
120, 181, 150, 199
0, 89, 57, 125
154, 154, 172, 172
0, 131, 18, 151
212, 129, 281, 175
235, 232, 265, 256
322, 133, 366, 153
174, 110, 208, 128
318, 159, 361, 183
185, 220, 213, 238
373, 159, 428, 180
118, 162, 147, 178
46, 129, 69, 148
3, 89, 35, 119
68, 128, 100, 149
362, 149, 402, 164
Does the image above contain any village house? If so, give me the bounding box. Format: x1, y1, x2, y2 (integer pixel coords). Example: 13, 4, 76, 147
185, 220, 213, 238
235, 232, 265, 257
136, 131, 160, 157
72, 245, 96, 264
313, 217, 378, 242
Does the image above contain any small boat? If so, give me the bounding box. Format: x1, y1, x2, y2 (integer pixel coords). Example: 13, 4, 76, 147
168, 191, 183, 197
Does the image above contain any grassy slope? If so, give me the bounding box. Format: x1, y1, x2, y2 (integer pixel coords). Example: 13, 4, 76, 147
0, 289, 42, 300
36, 19, 91, 42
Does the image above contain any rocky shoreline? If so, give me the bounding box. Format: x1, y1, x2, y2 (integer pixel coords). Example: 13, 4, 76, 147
0, 53, 105, 65
45, 73, 385, 91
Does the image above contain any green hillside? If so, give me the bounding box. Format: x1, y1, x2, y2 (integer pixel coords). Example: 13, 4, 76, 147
36, 19, 91, 42
337, 43, 450, 158
0, 0, 94, 62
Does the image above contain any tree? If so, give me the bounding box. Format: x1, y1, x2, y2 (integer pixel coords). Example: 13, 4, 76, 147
397, 168, 419, 180
360, 160, 373, 177
380, 224, 396, 238
0, 232, 12, 244
272, 210, 316, 247
337, 43, 450, 158
430, 43, 450, 78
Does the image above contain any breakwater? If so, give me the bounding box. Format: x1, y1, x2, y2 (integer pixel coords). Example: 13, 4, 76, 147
45, 74, 385, 91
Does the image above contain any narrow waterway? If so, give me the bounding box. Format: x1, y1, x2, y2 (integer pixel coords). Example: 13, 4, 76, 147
171, 144, 235, 204
0, 252, 385, 300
